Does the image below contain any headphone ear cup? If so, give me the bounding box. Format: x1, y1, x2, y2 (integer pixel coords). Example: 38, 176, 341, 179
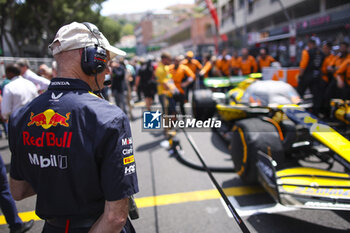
96, 65, 104, 74
81, 47, 94, 75
95, 47, 107, 74
81, 46, 107, 76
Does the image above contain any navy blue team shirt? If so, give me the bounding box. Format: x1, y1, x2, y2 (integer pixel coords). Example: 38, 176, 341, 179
9, 77, 138, 220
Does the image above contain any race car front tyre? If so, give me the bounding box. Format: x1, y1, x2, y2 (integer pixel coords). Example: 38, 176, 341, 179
192, 89, 216, 120
230, 118, 285, 184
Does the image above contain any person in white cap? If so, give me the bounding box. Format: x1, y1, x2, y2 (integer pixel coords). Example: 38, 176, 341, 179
8, 22, 138, 233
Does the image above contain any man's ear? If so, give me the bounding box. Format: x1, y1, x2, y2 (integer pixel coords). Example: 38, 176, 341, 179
50, 41, 61, 51
79, 48, 84, 57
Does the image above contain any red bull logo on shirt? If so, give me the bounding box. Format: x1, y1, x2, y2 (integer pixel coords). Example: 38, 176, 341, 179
27, 109, 70, 129
23, 131, 72, 148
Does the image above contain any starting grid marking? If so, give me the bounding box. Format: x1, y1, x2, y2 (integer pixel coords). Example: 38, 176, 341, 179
0, 185, 263, 225
135, 185, 263, 208
222, 196, 296, 218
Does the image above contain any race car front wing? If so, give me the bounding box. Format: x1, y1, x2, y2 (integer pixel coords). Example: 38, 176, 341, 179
257, 151, 350, 211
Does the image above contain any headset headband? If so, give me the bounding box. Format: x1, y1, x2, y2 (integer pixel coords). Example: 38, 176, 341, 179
82, 22, 101, 47
80, 22, 107, 98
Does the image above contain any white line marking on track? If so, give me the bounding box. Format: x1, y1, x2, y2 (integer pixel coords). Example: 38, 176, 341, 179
220, 196, 296, 218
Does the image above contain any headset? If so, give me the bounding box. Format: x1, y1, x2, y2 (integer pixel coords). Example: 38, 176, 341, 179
81, 22, 108, 99
81, 22, 107, 76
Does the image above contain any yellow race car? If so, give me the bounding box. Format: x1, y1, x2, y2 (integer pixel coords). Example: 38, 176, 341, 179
192, 77, 350, 211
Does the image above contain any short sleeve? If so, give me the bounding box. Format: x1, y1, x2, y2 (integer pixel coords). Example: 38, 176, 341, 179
270, 56, 276, 63
155, 67, 162, 80
1, 85, 12, 120
299, 50, 309, 70
196, 60, 203, 69
99, 114, 139, 201
184, 65, 195, 78
334, 59, 349, 78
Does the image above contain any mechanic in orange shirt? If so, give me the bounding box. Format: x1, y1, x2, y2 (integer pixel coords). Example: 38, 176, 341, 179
334, 57, 350, 99
320, 41, 336, 115
330, 42, 350, 75
237, 48, 258, 75
169, 56, 195, 115
200, 55, 213, 78
216, 49, 231, 77
181, 51, 202, 75
230, 50, 240, 75
325, 42, 350, 100
321, 41, 336, 83
298, 39, 325, 115
257, 48, 276, 72
181, 51, 202, 100
200, 55, 219, 77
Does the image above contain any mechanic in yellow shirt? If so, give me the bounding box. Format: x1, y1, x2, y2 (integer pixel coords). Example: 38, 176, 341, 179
155, 52, 176, 114
169, 56, 195, 115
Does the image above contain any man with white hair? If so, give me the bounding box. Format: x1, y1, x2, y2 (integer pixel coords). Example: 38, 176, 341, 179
9, 22, 138, 233
16, 59, 50, 92
1, 64, 38, 120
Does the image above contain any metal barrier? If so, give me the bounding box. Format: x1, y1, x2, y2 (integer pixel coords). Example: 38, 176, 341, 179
0, 57, 53, 79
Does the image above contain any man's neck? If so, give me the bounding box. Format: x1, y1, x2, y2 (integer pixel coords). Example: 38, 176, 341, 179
21, 67, 28, 76
9, 75, 20, 81
57, 70, 80, 79
57, 66, 97, 90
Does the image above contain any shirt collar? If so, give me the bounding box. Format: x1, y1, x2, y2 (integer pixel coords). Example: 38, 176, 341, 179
11, 75, 22, 81
48, 78, 92, 91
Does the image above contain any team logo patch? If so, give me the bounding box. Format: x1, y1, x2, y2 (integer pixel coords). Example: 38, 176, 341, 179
51, 92, 63, 101
122, 137, 133, 146
143, 110, 161, 129
27, 109, 70, 129
23, 131, 72, 148
125, 164, 136, 175
28, 153, 68, 169
122, 148, 133, 155
123, 155, 135, 165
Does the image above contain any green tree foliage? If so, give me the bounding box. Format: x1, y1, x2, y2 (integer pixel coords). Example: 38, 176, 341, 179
0, 0, 121, 57
121, 23, 134, 37
99, 16, 122, 45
